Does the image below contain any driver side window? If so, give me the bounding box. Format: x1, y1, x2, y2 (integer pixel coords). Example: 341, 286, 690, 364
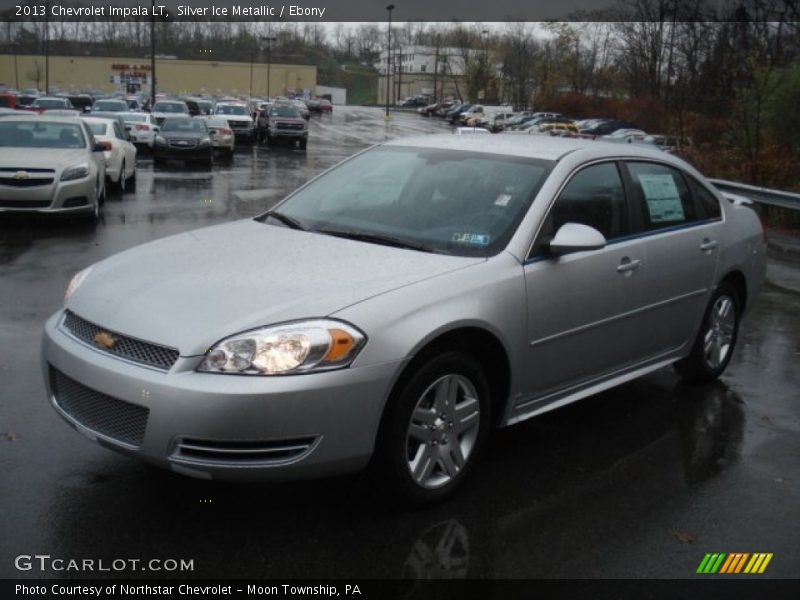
533, 162, 628, 256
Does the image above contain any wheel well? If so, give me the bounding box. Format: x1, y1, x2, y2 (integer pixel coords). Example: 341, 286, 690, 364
721, 270, 747, 312
389, 327, 512, 428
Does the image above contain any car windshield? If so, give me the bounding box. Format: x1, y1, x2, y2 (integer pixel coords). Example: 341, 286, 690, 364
123, 114, 147, 123
94, 100, 126, 111
270, 106, 301, 118
270, 147, 553, 257
0, 121, 86, 148
33, 98, 66, 109
216, 105, 249, 116
161, 119, 205, 133
154, 103, 189, 114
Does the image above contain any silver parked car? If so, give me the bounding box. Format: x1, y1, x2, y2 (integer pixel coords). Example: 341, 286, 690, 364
41, 136, 765, 504
0, 116, 106, 220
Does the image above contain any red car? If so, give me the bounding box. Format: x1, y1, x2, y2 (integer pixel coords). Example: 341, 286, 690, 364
0, 93, 18, 110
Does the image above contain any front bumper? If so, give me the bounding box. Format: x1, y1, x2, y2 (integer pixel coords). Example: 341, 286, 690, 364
0, 176, 96, 214
41, 311, 400, 481
270, 129, 308, 139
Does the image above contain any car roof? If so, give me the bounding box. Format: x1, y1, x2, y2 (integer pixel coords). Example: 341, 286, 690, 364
81, 116, 116, 125
383, 133, 679, 164
0, 114, 82, 124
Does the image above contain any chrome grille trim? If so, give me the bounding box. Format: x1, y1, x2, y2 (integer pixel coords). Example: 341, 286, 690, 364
61, 310, 179, 371
50, 367, 149, 448
170, 436, 319, 467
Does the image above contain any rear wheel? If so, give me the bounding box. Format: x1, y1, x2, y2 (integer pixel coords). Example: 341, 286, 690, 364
675, 282, 740, 382
373, 352, 489, 507
117, 161, 126, 193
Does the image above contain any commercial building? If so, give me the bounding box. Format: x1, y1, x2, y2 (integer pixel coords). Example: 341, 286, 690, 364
0, 53, 317, 97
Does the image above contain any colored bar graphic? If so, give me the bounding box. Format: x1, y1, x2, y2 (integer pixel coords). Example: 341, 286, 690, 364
719, 554, 736, 573
758, 554, 773, 573
698, 552, 773, 574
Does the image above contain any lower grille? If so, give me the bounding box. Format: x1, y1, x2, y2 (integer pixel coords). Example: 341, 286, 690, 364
62, 310, 179, 371
0, 199, 51, 208
50, 368, 149, 448
63, 196, 88, 208
171, 437, 318, 466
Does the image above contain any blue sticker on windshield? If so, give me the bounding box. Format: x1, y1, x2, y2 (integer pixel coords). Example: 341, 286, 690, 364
452, 233, 490, 246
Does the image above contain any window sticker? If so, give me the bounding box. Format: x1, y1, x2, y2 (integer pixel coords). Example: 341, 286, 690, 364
452, 232, 491, 246
494, 193, 512, 207
638, 173, 685, 223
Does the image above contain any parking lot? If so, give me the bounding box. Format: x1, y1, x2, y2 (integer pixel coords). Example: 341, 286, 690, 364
1, 106, 798, 579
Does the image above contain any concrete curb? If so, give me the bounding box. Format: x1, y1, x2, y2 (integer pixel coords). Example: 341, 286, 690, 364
765, 259, 800, 296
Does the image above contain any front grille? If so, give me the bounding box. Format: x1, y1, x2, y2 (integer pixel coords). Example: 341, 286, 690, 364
171, 437, 318, 466
227, 120, 251, 129
169, 140, 197, 149
276, 122, 304, 130
62, 310, 179, 371
50, 367, 149, 447
0, 177, 54, 187
0, 199, 51, 208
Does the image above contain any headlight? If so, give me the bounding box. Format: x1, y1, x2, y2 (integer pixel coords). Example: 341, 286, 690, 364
60, 163, 90, 182
198, 319, 366, 375
154, 135, 166, 145
199, 137, 212, 146
64, 266, 93, 302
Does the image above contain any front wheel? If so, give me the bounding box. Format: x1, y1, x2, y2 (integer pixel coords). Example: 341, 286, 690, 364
674, 282, 740, 383
372, 352, 489, 507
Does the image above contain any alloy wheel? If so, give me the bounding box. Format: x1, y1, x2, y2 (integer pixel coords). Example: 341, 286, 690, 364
405, 374, 481, 489
703, 295, 736, 370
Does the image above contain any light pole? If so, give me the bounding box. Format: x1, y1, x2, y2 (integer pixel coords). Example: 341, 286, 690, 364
12, 42, 19, 90
44, 0, 50, 93
385, 4, 395, 118
261, 35, 276, 99
481, 29, 489, 101
150, 0, 156, 108
249, 50, 255, 98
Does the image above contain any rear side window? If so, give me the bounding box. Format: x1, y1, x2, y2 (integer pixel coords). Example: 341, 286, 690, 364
687, 176, 722, 220
626, 162, 696, 230
539, 162, 628, 246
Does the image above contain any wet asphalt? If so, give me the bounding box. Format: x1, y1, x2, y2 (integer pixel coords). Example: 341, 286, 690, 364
1, 107, 799, 580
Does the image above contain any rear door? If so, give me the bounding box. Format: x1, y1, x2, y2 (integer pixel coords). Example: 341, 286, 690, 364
621, 161, 722, 356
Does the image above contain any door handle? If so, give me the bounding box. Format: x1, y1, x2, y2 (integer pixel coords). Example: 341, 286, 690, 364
700, 239, 719, 252
616, 257, 641, 274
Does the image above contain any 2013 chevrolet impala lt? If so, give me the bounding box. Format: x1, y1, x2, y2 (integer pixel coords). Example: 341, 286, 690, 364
42, 136, 766, 504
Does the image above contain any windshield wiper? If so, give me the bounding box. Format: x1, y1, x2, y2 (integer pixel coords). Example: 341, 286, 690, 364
262, 210, 307, 231
315, 228, 438, 253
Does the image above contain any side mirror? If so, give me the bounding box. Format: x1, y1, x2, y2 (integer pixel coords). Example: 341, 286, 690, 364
548, 223, 607, 255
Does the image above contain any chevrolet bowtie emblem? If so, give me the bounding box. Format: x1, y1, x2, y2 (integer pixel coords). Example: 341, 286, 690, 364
93, 331, 117, 350
13, 171, 29, 180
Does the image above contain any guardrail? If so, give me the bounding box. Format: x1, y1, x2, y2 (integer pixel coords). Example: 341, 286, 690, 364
709, 179, 800, 211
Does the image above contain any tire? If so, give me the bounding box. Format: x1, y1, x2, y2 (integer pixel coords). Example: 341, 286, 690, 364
674, 282, 740, 383
372, 352, 490, 507
117, 161, 126, 193
299, 138, 307, 151
127, 161, 137, 189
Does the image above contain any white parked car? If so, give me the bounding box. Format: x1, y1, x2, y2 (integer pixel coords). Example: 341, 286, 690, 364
81, 117, 137, 192
204, 116, 235, 157
119, 112, 159, 150
454, 126, 491, 135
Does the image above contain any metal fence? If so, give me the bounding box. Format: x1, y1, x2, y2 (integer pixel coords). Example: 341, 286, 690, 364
709, 179, 800, 211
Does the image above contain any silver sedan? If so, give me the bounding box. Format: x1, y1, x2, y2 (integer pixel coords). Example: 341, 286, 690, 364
0, 115, 106, 220
41, 135, 766, 505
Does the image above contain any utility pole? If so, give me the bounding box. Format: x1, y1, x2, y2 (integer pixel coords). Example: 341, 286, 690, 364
261, 35, 276, 99
44, 0, 50, 93
12, 41, 19, 89
150, 0, 156, 107
385, 4, 394, 118
432, 36, 440, 103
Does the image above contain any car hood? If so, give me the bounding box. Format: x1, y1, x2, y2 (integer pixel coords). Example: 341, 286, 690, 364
67, 219, 484, 356
0, 148, 88, 170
